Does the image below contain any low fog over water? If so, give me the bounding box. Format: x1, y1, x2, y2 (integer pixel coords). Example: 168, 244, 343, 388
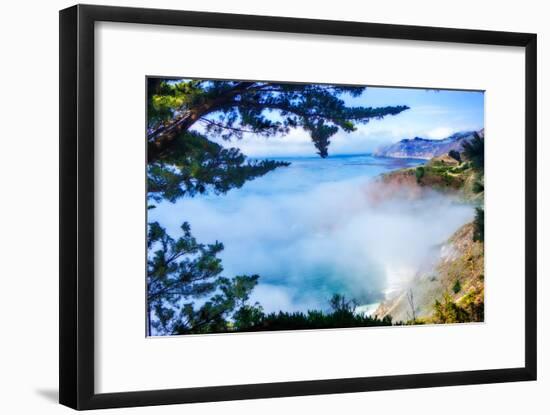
150, 155, 475, 314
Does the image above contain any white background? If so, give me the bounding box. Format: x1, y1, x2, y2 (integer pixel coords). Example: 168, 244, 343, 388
96, 22, 525, 393
0, 0, 547, 413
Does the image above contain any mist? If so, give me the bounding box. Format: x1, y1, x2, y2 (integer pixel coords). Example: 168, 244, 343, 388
150, 156, 475, 314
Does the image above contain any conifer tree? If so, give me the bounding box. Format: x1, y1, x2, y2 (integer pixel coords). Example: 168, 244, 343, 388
462, 132, 484, 170
147, 221, 260, 335
146, 78, 409, 334
148, 78, 409, 162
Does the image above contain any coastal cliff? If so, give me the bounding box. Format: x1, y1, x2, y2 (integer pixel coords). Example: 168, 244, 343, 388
378, 153, 483, 203
372, 131, 485, 324
374, 222, 484, 323
375, 129, 484, 160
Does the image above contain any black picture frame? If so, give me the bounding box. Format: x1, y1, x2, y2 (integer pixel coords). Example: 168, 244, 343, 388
59, 4, 537, 410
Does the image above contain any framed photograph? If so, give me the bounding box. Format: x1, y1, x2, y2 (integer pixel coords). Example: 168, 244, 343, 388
59, 4, 537, 410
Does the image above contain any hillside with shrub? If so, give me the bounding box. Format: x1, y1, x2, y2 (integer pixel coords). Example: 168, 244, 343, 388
379, 130, 484, 203
373, 131, 485, 324
374, 222, 484, 323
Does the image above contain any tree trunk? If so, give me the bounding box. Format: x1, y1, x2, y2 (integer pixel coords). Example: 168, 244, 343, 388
147, 109, 202, 162
146, 300, 152, 337
147, 82, 255, 162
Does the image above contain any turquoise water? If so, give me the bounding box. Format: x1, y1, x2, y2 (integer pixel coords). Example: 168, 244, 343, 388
233, 154, 424, 196
150, 154, 473, 314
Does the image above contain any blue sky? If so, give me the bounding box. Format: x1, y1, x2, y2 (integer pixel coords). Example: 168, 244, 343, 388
200, 85, 484, 157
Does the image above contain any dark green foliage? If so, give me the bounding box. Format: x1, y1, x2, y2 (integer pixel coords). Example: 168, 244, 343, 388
462, 132, 484, 170
450, 162, 471, 174
472, 171, 484, 194
472, 179, 485, 194
147, 79, 409, 161
433, 291, 484, 324
148, 131, 289, 202
452, 279, 462, 294
328, 293, 358, 313
415, 166, 425, 183
442, 171, 452, 186
239, 310, 393, 332
448, 149, 462, 163
433, 293, 470, 323
473, 207, 484, 242
461, 291, 485, 322
233, 294, 393, 332
147, 221, 260, 335
231, 304, 266, 331
147, 78, 202, 127
172, 275, 262, 335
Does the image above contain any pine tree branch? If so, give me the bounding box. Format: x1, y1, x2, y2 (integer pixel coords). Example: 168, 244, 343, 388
198, 117, 257, 134
147, 82, 255, 161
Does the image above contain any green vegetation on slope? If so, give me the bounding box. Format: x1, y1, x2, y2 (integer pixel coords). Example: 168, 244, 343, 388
375, 222, 485, 324
382, 153, 483, 202
380, 131, 485, 205
428, 223, 485, 324
425, 134, 485, 324
214, 294, 393, 334
376, 133, 485, 325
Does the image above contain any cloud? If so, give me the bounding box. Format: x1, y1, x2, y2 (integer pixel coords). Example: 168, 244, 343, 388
412, 105, 452, 116
220, 128, 315, 157
425, 127, 455, 140
188, 85, 484, 157
202, 106, 482, 157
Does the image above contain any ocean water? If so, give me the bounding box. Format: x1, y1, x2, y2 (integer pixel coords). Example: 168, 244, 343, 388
150, 154, 474, 314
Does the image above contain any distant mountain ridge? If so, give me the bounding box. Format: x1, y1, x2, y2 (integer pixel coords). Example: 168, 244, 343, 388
374, 129, 484, 160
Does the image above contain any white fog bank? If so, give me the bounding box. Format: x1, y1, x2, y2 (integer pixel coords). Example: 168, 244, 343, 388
150, 155, 474, 314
